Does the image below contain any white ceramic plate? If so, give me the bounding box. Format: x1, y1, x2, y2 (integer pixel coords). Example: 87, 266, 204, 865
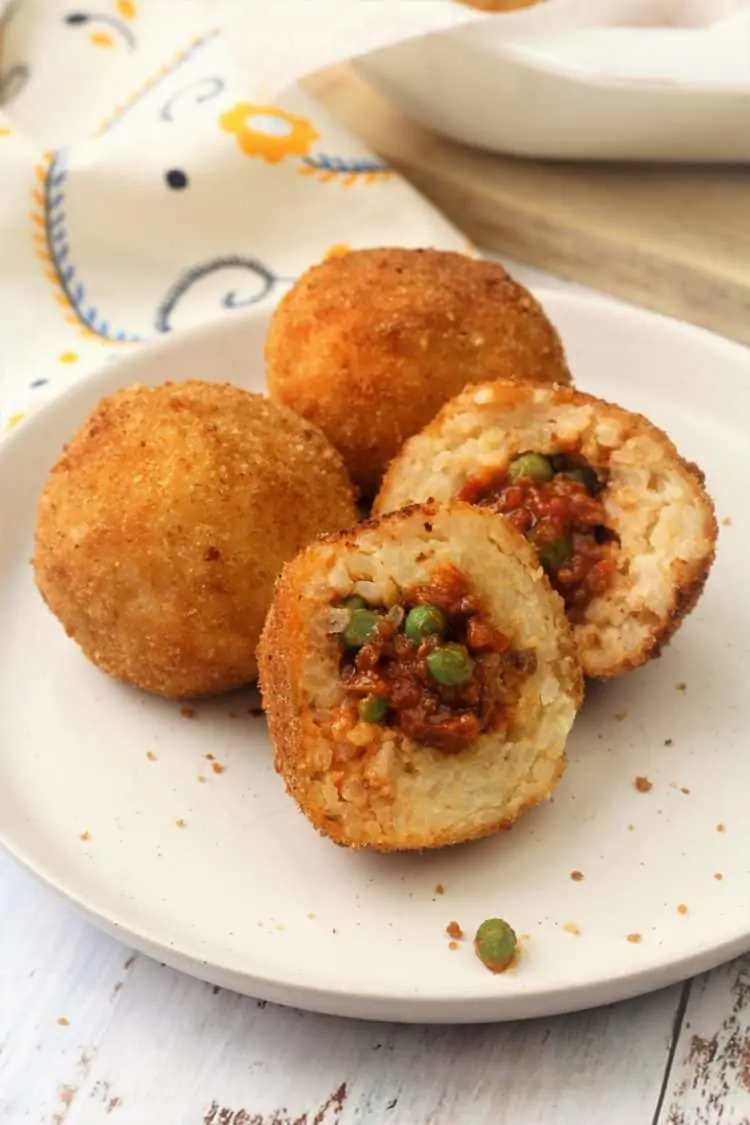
1, 292, 749, 1024
355, 0, 750, 162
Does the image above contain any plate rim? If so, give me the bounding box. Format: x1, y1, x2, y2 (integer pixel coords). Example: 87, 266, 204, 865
2, 289, 749, 1024
5, 842, 750, 1024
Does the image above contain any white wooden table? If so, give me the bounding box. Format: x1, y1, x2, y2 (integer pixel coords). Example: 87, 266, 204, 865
2, 262, 750, 1125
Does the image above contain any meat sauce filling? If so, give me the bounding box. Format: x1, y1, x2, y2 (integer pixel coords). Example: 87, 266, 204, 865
457, 451, 617, 615
334, 564, 536, 754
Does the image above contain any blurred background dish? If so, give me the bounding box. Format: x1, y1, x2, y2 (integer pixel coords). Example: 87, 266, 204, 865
457, 0, 546, 9
355, 0, 750, 161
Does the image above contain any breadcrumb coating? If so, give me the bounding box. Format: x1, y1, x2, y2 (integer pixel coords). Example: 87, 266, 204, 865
34, 380, 357, 697
266, 248, 571, 496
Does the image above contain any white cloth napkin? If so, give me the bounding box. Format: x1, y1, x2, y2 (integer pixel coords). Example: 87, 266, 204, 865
0, 0, 474, 431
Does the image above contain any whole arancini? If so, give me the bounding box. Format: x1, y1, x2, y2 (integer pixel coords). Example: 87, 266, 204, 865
265, 248, 571, 497
34, 380, 357, 698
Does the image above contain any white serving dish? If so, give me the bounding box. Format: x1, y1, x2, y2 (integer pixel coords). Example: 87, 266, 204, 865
355, 0, 750, 162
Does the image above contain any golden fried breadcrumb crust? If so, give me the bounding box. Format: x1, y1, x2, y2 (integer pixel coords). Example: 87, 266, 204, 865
375, 380, 718, 679
265, 248, 571, 497
458, 0, 542, 9
34, 380, 357, 698
259, 501, 582, 851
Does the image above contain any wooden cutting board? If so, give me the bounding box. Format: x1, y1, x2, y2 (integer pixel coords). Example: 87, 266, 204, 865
305, 65, 750, 346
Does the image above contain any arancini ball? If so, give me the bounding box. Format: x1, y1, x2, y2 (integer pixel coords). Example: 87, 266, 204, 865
34, 380, 358, 699
265, 248, 571, 497
375, 380, 717, 679
457, 0, 544, 10
258, 502, 582, 851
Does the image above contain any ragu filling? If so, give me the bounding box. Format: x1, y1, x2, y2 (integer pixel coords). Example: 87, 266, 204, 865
457, 452, 617, 615
332, 564, 536, 754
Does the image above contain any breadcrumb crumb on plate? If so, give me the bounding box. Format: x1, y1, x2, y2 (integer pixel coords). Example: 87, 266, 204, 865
1, 294, 749, 1023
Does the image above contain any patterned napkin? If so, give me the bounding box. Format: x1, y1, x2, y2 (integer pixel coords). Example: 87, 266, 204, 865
0, 0, 469, 431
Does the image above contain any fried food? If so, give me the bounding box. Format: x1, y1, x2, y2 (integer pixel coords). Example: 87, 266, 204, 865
258, 502, 582, 851
375, 380, 717, 679
457, 0, 544, 9
34, 380, 357, 698
265, 248, 571, 497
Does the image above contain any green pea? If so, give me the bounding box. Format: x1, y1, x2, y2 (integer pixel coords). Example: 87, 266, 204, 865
343, 595, 367, 610
426, 643, 474, 687
508, 452, 553, 484
534, 535, 571, 573
405, 604, 447, 643
474, 917, 517, 973
358, 694, 389, 723
342, 608, 382, 649
561, 466, 599, 493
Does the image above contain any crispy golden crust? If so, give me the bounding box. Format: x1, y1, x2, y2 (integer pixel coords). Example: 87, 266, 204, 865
614, 528, 713, 677
457, 0, 543, 9
258, 501, 582, 852
265, 248, 570, 497
34, 380, 357, 698
375, 380, 718, 680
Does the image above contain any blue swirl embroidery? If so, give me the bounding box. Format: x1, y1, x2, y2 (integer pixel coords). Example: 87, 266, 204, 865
29, 28, 387, 343
301, 153, 392, 184
155, 256, 292, 333
160, 75, 226, 122
31, 30, 222, 342
33, 152, 290, 342
33, 149, 142, 343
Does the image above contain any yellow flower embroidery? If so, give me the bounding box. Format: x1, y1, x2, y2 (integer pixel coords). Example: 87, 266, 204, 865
219, 104, 319, 164
90, 31, 114, 47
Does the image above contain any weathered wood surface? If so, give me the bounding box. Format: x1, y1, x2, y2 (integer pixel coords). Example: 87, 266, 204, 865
660, 959, 750, 1125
